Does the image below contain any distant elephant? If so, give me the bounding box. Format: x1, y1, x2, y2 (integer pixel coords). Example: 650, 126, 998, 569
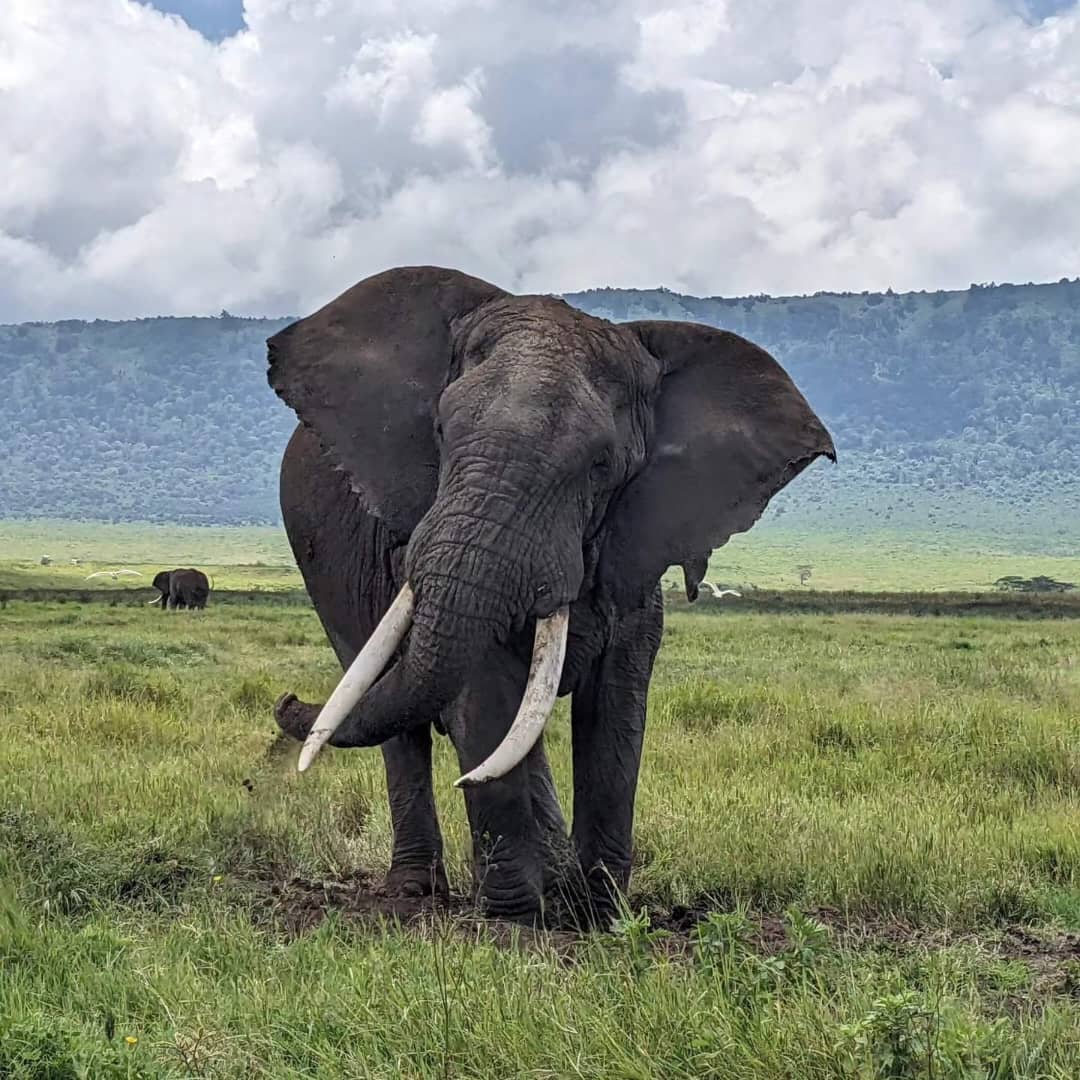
269, 266, 834, 923
151, 568, 210, 610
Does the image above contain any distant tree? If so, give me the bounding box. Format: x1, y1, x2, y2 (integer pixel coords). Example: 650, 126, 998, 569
994, 575, 1076, 593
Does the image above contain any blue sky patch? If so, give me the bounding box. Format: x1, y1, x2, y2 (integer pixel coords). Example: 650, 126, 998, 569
1022, 0, 1077, 17
146, 1, 245, 41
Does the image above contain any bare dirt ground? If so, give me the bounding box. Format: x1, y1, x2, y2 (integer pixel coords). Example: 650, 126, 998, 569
261, 869, 1080, 1001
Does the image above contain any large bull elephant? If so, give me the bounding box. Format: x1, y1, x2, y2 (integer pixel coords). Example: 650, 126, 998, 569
151, 568, 210, 610
270, 266, 834, 923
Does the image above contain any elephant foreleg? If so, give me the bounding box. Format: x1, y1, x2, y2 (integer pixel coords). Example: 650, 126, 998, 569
443, 657, 567, 922
381, 726, 448, 899
525, 739, 575, 893
569, 588, 663, 924
274, 688, 448, 899
277, 425, 448, 900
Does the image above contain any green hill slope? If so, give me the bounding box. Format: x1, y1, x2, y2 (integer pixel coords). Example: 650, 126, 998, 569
1, 314, 292, 524
2, 280, 1078, 546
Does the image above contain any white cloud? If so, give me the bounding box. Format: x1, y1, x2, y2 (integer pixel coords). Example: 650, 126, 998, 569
0, 0, 1078, 321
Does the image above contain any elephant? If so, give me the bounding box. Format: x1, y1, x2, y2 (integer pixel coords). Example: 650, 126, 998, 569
151, 568, 210, 610
269, 265, 835, 924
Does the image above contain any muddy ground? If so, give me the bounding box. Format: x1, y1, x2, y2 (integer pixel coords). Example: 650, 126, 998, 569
260, 868, 1080, 1000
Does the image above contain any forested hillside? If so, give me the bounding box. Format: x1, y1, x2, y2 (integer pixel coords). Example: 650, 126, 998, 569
2, 280, 1079, 540
566, 278, 1080, 503
2, 313, 292, 524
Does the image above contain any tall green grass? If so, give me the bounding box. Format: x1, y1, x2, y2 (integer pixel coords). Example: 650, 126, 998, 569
2, 600, 1080, 1076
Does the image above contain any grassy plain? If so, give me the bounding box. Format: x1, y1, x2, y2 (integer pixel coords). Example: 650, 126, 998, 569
3, 573, 1080, 1074
0, 519, 298, 593
4, 516, 1080, 594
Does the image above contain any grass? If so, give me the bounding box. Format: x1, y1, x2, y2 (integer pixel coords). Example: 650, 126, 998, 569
3, 592, 1080, 1076
5, 516, 1080, 594
685, 525, 1080, 593
0, 519, 293, 567
0, 518, 299, 593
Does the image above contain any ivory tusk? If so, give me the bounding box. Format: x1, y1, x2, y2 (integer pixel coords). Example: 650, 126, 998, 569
298, 584, 415, 773
454, 607, 569, 788
147, 597, 162, 605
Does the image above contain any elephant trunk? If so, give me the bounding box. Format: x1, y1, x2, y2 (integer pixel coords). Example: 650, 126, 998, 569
297, 568, 499, 770
297, 467, 578, 776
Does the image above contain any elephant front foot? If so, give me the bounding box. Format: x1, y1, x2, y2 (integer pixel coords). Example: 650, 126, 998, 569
577, 864, 633, 930
471, 854, 545, 924
273, 692, 320, 742
383, 860, 449, 901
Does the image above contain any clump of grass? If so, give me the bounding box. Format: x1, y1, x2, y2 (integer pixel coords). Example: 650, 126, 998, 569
991, 738, 1080, 797
653, 679, 788, 731
808, 718, 865, 753
228, 676, 279, 716
84, 665, 177, 709
100, 639, 214, 667
33, 635, 213, 668
0, 1013, 152, 1080
33, 634, 102, 662
0, 810, 100, 917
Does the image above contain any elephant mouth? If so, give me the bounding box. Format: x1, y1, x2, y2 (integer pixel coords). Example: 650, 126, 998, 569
295, 582, 570, 785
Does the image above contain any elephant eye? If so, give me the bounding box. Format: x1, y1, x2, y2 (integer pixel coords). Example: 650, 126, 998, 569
590, 456, 611, 482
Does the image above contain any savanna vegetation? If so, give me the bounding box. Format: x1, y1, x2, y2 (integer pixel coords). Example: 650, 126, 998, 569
5, 518, 1080, 597
3, 278, 1079, 547
3, 567, 1080, 1075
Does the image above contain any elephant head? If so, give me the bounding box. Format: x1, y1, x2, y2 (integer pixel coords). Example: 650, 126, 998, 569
151, 570, 171, 606
268, 266, 834, 777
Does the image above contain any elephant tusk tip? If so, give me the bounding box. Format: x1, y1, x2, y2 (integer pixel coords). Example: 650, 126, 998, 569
296, 744, 321, 773
290, 584, 415, 763
453, 768, 494, 788
451, 608, 569, 789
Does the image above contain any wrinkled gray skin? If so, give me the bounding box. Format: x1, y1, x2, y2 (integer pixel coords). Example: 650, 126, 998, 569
152, 568, 210, 611
270, 266, 835, 924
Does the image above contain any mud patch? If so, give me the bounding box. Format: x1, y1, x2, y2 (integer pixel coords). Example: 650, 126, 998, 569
265, 872, 595, 954
275, 876, 586, 956
268, 870, 464, 937
657, 901, 1080, 996
788, 906, 1080, 969
257, 873, 1080, 998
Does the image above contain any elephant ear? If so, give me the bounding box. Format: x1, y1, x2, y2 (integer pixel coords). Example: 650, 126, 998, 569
600, 320, 836, 607
267, 266, 507, 537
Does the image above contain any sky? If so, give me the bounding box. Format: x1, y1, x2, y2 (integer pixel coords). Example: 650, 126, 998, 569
0, 1, 1078, 322
149, 1, 246, 41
